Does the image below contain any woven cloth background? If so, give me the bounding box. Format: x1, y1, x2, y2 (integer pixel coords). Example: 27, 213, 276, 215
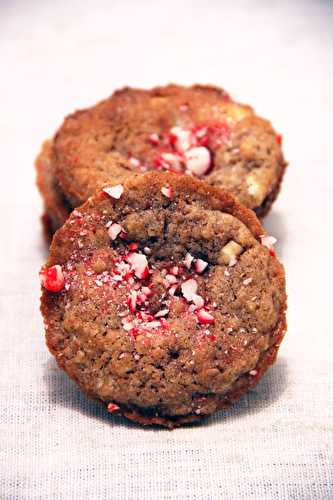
0, 1, 332, 498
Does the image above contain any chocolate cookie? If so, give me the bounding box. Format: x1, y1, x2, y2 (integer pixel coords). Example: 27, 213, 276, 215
40, 172, 287, 428
36, 84, 287, 232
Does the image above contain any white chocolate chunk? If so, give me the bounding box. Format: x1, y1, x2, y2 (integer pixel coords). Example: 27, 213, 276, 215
218, 240, 243, 265
246, 172, 266, 205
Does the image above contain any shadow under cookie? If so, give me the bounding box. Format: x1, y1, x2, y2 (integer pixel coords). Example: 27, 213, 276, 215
43, 357, 288, 430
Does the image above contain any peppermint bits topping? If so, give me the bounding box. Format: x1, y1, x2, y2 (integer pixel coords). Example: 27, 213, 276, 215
183, 253, 194, 269
194, 258, 208, 274
107, 403, 120, 413
145, 122, 230, 178
196, 309, 215, 325
181, 278, 198, 302
169, 126, 193, 153
181, 279, 208, 315
126, 253, 149, 279
161, 186, 173, 198
260, 235, 277, 256
148, 133, 160, 145
129, 157, 141, 168
159, 153, 182, 173
108, 223, 122, 240
39, 265, 65, 292
103, 184, 124, 199
129, 291, 138, 312
184, 147, 211, 176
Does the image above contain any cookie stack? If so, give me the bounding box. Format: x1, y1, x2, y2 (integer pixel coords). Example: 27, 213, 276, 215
37, 84, 287, 428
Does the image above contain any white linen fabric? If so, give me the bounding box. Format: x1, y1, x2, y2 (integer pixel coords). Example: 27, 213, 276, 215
0, 0, 332, 498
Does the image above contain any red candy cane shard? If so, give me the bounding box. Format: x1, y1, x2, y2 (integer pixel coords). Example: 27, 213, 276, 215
39, 265, 65, 292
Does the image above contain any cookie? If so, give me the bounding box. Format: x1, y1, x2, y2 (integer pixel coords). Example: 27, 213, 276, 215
40, 172, 287, 428
35, 140, 72, 237
36, 84, 287, 232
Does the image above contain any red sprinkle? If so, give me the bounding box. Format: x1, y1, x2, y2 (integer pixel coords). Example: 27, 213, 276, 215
39, 265, 65, 292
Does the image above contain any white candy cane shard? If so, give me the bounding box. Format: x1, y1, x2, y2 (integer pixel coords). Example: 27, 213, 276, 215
161, 186, 173, 198
184, 147, 211, 176
126, 253, 149, 279
181, 279, 198, 302
103, 184, 124, 199
196, 309, 215, 325
184, 253, 194, 269
108, 223, 122, 240
194, 259, 208, 274
170, 126, 193, 153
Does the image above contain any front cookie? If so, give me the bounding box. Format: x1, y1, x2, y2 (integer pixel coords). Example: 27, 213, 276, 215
40, 172, 287, 427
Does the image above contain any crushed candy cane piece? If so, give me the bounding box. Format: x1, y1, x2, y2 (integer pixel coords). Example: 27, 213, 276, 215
260, 235, 277, 256
103, 184, 124, 199
148, 133, 160, 145
169, 284, 178, 296
129, 157, 141, 168
196, 309, 215, 325
107, 403, 120, 413
122, 319, 134, 331
181, 279, 198, 302
160, 152, 182, 172
155, 308, 169, 318
193, 294, 205, 309
169, 126, 193, 153
184, 147, 211, 176
108, 223, 122, 240
170, 266, 180, 276
194, 259, 208, 274
161, 186, 173, 198
184, 253, 194, 269
145, 320, 162, 329
129, 291, 137, 312
126, 252, 149, 279
165, 274, 178, 284
39, 265, 65, 292
141, 286, 152, 297
194, 126, 208, 139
